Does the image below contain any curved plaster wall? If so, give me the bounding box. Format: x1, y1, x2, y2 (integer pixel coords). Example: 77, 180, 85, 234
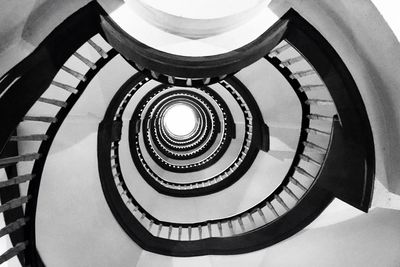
269, 0, 400, 194
1, 0, 400, 266
2, 0, 399, 192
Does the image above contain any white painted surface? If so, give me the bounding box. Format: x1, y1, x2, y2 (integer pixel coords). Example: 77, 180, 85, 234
163, 104, 198, 137
105, 1, 278, 56
0, 0, 91, 77
268, 0, 400, 194
1, 0, 400, 266
136, 0, 264, 19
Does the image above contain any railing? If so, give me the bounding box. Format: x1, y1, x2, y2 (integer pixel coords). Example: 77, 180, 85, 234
98, 39, 337, 243
0, 28, 116, 265
0, 4, 375, 263
97, 10, 374, 256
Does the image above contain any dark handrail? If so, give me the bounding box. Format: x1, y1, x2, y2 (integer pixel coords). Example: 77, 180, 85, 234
0, 3, 114, 266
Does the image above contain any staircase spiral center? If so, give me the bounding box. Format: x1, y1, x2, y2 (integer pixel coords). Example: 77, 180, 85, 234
163, 103, 198, 138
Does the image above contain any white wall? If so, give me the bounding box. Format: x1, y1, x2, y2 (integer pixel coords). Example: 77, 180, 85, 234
0, 0, 90, 77
269, 0, 400, 194
1, 0, 400, 266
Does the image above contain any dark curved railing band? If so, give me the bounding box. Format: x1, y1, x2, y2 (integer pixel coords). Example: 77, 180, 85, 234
98, 7, 289, 79
281, 9, 375, 211
0, 2, 112, 266
0, 4, 375, 264
98, 118, 334, 256
96, 8, 375, 256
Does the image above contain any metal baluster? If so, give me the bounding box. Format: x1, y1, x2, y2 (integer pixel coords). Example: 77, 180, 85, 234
307, 114, 333, 122
38, 97, 67, 108
279, 56, 303, 67
228, 220, 234, 235
298, 84, 326, 92
0, 174, 34, 188
0, 153, 41, 166
299, 154, 321, 166
0, 218, 29, 238
305, 99, 334, 105
73, 52, 96, 69
266, 202, 279, 218
295, 166, 315, 180
61, 66, 86, 82
257, 208, 267, 223
306, 127, 330, 136
283, 186, 300, 201
0, 241, 28, 265
275, 194, 290, 211
87, 39, 108, 58
51, 81, 78, 94
0, 196, 31, 213
290, 69, 315, 79
10, 135, 48, 141
303, 141, 327, 153
23, 116, 57, 123
269, 43, 290, 57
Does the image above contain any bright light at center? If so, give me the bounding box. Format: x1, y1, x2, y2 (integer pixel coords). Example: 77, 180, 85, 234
164, 104, 197, 137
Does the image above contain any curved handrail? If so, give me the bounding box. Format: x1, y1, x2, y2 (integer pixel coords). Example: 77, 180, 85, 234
96, 41, 337, 255
98, 6, 289, 82
96, 10, 374, 255
0, 5, 375, 264
0, 3, 115, 265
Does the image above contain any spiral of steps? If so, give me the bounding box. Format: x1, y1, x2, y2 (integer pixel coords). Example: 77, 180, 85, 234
0, 1, 400, 266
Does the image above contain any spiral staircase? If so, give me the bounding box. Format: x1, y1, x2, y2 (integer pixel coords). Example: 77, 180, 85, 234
0, 1, 400, 266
